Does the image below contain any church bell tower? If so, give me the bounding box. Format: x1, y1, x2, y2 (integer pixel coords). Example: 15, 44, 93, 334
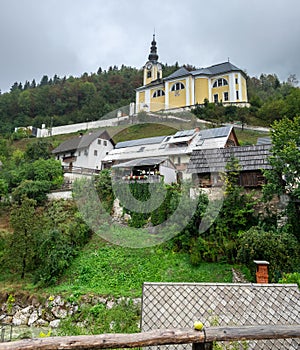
143, 34, 162, 86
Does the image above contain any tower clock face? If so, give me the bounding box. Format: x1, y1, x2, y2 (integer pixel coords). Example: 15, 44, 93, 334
146, 63, 152, 70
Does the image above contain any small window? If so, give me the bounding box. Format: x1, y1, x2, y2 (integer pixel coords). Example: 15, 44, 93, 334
98, 139, 101, 145
147, 71, 151, 78
214, 94, 219, 103
157, 72, 160, 79
104, 140, 107, 146
153, 89, 165, 98
94, 150, 98, 156
236, 91, 239, 100
224, 92, 229, 101
171, 82, 185, 91
235, 78, 238, 84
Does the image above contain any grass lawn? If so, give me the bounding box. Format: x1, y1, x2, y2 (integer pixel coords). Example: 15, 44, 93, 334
47, 234, 233, 297
235, 128, 270, 146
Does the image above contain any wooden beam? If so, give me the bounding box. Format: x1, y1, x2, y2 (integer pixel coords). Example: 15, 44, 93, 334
0, 325, 300, 350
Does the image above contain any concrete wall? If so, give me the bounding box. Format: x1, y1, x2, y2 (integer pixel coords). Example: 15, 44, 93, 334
47, 190, 72, 201
36, 115, 130, 138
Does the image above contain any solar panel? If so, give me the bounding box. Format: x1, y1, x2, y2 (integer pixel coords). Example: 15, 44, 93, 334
173, 129, 195, 138
198, 126, 231, 140
115, 136, 166, 149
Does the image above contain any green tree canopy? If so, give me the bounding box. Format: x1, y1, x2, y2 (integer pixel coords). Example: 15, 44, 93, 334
263, 116, 300, 200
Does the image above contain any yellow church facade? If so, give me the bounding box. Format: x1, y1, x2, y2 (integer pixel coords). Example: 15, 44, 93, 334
136, 36, 249, 113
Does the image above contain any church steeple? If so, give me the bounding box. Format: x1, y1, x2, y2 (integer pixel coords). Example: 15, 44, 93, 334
148, 34, 158, 62
143, 34, 162, 86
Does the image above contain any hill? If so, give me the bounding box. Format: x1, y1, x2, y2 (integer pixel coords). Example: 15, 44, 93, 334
0, 62, 299, 137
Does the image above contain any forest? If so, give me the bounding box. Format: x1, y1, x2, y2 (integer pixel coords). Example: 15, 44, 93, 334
0, 63, 300, 136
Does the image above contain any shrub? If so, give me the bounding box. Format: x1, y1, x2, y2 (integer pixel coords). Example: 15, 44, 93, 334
279, 272, 300, 288
237, 226, 300, 281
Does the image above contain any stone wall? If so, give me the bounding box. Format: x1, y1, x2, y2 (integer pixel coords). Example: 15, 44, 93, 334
0, 293, 141, 334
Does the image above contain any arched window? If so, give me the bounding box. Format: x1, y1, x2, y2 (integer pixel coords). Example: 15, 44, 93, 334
171, 82, 185, 91
213, 78, 228, 88
153, 89, 165, 98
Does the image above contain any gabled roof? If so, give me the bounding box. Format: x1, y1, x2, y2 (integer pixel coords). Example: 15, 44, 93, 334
193, 125, 238, 150
187, 144, 272, 174
115, 136, 166, 149
52, 129, 112, 154
141, 282, 300, 350
191, 61, 243, 77
198, 125, 233, 140
164, 62, 245, 82
164, 67, 190, 81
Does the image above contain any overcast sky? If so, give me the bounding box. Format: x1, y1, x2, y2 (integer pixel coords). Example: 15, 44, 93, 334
0, 0, 299, 92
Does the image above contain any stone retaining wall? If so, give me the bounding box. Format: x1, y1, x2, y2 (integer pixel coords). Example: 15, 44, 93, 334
0, 293, 141, 330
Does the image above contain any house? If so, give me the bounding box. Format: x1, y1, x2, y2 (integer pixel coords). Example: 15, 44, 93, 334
112, 157, 177, 184
102, 126, 239, 181
135, 35, 249, 113
187, 144, 272, 188
52, 129, 114, 178
141, 282, 300, 350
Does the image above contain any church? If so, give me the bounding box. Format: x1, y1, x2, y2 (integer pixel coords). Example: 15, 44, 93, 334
135, 35, 249, 113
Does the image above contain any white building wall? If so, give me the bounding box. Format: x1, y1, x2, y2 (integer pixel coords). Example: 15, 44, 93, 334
159, 164, 176, 184
71, 139, 114, 170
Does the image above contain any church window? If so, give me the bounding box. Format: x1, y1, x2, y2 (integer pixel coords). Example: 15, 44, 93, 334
213, 78, 228, 88
236, 90, 239, 100
147, 71, 151, 78
214, 94, 219, 103
94, 150, 98, 156
157, 72, 160, 79
224, 92, 229, 101
153, 89, 165, 98
171, 82, 185, 91
235, 78, 238, 84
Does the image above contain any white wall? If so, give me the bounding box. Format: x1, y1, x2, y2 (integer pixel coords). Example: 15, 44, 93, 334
47, 190, 72, 200
159, 164, 176, 184
76, 138, 114, 169
36, 115, 130, 138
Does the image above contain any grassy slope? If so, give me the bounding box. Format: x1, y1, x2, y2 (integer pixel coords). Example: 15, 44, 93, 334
50, 235, 233, 297
0, 233, 233, 296
12, 122, 269, 152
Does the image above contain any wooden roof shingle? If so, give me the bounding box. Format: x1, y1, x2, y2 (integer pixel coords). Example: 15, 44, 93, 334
187, 144, 272, 174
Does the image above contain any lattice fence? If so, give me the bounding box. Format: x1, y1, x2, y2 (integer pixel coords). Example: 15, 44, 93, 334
141, 282, 300, 350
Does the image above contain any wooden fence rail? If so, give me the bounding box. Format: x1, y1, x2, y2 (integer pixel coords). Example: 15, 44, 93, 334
0, 325, 300, 350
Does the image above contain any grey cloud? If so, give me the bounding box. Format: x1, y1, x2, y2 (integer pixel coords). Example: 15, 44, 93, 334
0, 0, 299, 92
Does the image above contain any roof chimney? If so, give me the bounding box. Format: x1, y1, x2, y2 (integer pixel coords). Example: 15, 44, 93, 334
254, 260, 269, 283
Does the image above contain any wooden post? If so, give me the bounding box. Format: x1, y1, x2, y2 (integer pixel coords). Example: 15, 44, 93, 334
192, 329, 212, 350
192, 342, 213, 350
